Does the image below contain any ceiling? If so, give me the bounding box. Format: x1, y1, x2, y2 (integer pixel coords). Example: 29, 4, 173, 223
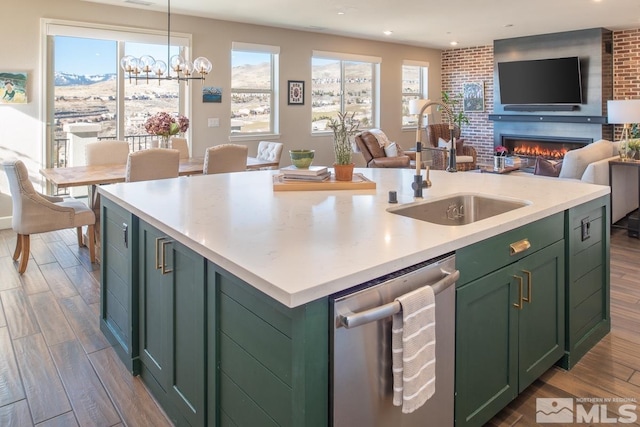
87, 0, 640, 49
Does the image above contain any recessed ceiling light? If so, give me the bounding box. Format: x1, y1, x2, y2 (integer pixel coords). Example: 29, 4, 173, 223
450, 41, 458, 46
504, 24, 514, 28
383, 30, 393, 36
337, 11, 345, 15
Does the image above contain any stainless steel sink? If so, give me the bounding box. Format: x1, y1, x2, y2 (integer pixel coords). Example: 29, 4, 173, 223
387, 193, 529, 226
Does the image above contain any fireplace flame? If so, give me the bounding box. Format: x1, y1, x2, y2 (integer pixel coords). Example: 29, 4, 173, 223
513, 145, 568, 160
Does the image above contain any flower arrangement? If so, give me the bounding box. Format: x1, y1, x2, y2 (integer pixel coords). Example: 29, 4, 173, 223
328, 111, 359, 165
144, 112, 189, 137
494, 145, 508, 156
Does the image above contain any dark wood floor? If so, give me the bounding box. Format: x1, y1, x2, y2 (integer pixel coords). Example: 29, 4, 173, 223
0, 227, 637, 426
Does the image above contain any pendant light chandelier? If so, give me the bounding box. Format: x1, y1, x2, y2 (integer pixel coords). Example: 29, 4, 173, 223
120, 0, 212, 83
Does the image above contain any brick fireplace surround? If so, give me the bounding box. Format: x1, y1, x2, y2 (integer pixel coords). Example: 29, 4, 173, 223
442, 28, 640, 165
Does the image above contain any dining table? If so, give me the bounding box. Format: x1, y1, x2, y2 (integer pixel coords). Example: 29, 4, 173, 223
39, 156, 279, 189
39, 156, 280, 260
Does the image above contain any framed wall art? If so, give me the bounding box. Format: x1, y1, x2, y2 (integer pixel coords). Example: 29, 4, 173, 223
203, 86, 222, 103
463, 81, 484, 112
288, 80, 304, 105
0, 72, 27, 104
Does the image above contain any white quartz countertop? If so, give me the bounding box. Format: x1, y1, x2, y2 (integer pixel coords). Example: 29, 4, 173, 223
98, 168, 609, 308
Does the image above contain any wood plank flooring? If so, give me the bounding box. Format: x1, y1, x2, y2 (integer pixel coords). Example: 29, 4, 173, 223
0, 228, 171, 427
0, 227, 637, 426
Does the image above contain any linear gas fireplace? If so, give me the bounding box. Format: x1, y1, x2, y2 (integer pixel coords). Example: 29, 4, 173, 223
501, 135, 592, 161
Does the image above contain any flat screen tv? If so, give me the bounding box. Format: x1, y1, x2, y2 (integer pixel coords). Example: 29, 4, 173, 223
498, 56, 583, 105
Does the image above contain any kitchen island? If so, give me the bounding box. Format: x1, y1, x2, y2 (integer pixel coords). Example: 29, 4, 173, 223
97, 168, 610, 427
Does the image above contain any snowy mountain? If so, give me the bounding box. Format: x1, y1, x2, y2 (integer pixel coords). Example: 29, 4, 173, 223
54, 72, 116, 86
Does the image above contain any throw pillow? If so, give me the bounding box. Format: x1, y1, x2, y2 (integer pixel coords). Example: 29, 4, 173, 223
437, 137, 464, 152
533, 157, 563, 177
384, 142, 398, 157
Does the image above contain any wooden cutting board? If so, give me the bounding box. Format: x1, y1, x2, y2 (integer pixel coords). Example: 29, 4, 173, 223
272, 173, 376, 191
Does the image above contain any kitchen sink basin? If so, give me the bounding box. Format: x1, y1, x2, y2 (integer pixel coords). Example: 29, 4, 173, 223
387, 193, 529, 226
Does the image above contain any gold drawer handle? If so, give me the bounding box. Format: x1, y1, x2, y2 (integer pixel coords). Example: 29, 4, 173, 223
522, 269, 532, 303
160, 239, 174, 275
155, 237, 164, 270
510, 238, 531, 256
513, 275, 524, 310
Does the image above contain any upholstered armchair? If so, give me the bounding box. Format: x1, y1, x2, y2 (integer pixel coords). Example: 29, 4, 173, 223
3, 160, 96, 273
256, 141, 284, 169
425, 124, 477, 171
126, 148, 180, 182
203, 144, 249, 174
354, 131, 410, 168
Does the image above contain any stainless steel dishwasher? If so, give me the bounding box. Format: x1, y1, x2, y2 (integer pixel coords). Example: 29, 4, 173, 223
331, 254, 458, 427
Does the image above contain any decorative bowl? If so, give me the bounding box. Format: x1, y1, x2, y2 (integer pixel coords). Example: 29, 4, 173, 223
289, 149, 315, 169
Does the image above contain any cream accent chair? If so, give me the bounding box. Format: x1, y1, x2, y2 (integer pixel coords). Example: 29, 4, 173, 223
85, 140, 130, 165
2, 160, 96, 274
256, 141, 284, 169
203, 144, 248, 174
125, 148, 180, 182
170, 137, 190, 159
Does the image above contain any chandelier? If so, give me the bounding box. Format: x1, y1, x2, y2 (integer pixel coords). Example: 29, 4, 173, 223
119, 0, 212, 84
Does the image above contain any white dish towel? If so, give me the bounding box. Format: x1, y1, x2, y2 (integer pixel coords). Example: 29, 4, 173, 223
392, 285, 436, 414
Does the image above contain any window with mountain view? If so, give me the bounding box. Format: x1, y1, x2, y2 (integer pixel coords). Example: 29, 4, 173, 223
402, 63, 428, 127
231, 44, 278, 135
311, 53, 378, 133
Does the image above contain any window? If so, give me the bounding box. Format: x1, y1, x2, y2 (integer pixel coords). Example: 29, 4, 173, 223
231, 42, 279, 135
401, 61, 429, 127
44, 20, 190, 168
311, 51, 380, 132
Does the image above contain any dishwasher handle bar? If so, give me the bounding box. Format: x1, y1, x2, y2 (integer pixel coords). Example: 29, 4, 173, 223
338, 269, 460, 329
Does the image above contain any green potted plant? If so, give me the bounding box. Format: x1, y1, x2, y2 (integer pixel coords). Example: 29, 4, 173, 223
328, 111, 360, 181
440, 91, 470, 130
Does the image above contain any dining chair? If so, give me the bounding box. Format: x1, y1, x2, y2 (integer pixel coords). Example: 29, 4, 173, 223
255, 141, 284, 169
171, 137, 190, 159
2, 160, 96, 273
125, 148, 180, 182
85, 140, 130, 165
203, 144, 248, 174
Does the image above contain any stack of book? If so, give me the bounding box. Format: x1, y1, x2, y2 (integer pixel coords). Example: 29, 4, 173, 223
280, 165, 331, 181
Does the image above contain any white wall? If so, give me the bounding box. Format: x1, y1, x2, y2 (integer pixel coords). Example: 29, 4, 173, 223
0, 0, 442, 227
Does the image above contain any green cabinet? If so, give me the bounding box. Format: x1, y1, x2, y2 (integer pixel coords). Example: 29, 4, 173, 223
138, 221, 207, 427
560, 195, 610, 369
100, 197, 139, 374
455, 215, 565, 427
206, 263, 329, 427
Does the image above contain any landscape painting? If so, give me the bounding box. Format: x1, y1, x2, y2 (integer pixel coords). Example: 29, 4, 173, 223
203, 86, 222, 103
0, 72, 27, 104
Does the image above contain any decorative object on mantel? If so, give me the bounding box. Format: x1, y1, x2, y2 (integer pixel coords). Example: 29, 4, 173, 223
607, 99, 640, 161
119, 0, 211, 84
328, 111, 359, 181
494, 145, 508, 171
144, 112, 189, 148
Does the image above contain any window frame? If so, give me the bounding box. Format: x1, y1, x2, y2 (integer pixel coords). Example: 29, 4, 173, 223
230, 42, 280, 139
401, 60, 429, 129
311, 50, 381, 134
42, 19, 192, 168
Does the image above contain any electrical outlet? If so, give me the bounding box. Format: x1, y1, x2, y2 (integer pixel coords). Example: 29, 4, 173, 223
208, 118, 220, 127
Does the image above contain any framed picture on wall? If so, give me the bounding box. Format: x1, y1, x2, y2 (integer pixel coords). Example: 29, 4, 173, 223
0, 72, 27, 104
288, 80, 304, 105
463, 82, 484, 112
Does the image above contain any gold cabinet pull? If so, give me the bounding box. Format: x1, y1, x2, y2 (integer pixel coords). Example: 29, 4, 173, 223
513, 275, 524, 310
522, 269, 532, 303
160, 239, 174, 275
155, 237, 164, 270
510, 238, 531, 256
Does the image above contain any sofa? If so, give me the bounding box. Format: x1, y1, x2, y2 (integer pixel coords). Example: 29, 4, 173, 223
533, 139, 638, 223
